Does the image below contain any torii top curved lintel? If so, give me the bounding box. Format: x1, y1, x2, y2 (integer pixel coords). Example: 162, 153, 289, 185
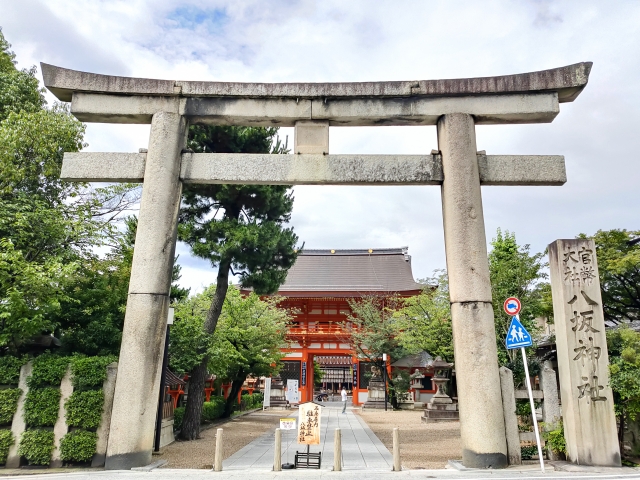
42, 62, 591, 103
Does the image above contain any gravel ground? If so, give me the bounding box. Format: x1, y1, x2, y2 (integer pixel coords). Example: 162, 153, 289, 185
357, 409, 461, 470
158, 411, 282, 469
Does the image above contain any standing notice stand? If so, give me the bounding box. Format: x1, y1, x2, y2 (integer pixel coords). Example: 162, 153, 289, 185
280, 417, 296, 469
504, 297, 544, 473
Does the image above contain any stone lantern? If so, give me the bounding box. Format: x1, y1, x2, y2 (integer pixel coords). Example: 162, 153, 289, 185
421, 357, 459, 423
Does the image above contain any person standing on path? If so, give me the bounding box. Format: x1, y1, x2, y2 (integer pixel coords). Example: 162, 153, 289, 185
341, 386, 347, 414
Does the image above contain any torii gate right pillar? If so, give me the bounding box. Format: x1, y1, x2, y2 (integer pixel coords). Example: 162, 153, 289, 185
439, 113, 508, 468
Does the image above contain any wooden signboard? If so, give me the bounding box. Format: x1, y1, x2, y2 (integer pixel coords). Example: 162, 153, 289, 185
297, 402, 321, 445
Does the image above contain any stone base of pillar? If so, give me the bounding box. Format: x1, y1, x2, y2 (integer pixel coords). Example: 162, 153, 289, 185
364, 381, 386, 409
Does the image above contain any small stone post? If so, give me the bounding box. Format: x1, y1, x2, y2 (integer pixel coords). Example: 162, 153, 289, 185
214, 428, 223, 472
333, 428, 341, 471
549, 239, 620, 466
540, 360, 561, 426
273, 428, 282, 471
6, 361, 32, 468
438, 113, 508, 468
499, 367, 522, 465
51, 367, 74, 467
392, 427, 401, 471
105, 112, 187, 470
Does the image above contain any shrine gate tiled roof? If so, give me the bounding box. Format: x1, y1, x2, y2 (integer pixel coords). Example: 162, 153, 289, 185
278, 247, 423, 296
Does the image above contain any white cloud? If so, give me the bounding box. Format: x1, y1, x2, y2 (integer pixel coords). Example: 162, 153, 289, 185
2, 0, 639, 292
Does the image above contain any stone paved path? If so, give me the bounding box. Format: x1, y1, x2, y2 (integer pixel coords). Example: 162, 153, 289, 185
223, 406, 393, 471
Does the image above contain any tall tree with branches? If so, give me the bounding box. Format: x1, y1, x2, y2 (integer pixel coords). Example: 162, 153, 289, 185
177, 125, 299, 439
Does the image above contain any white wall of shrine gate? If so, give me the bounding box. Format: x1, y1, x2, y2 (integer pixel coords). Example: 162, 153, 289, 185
40, 61, 619, 470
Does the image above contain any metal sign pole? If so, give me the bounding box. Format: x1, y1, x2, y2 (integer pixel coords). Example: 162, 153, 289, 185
521, 346, 544, 473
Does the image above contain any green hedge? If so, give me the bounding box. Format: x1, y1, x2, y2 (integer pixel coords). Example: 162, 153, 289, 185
60, 430, 97, 463
173, 407, 185, 431
173, 398, 226, 431
203, 397, 225, 422
241, 393, 263, 410
0, 356, 26, 385
0, 429, 14, 465
70, 356, 117, 390
27, 354, 69, 388
65, 390, 104, 430
19, 429, 55, 465
0, 388, 21, 425
24, 387, 61, 427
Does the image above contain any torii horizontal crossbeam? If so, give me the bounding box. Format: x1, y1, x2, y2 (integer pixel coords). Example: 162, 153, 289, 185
41, 63, 592, 126
61, 152, 566, 186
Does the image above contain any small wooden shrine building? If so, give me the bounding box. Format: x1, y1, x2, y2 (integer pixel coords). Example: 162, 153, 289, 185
273, 247, 423, 406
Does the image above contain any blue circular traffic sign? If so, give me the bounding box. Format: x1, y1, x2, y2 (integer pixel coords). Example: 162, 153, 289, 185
503, 297, 521, 316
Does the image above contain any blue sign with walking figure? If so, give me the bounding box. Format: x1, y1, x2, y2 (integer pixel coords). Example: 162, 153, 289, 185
505, 315, 533, 349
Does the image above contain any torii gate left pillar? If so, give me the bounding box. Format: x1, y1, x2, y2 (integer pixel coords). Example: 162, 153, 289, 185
104, 112, 186, 468
41, 61, 593, 470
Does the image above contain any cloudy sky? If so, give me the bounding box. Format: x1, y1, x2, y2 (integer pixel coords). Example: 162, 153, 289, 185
1, 1, 638, 293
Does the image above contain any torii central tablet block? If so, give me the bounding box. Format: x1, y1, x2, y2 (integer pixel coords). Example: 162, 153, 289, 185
42, 62, 592, 470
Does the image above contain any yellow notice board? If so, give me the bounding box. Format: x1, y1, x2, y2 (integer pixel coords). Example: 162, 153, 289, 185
297, 403, 321, 445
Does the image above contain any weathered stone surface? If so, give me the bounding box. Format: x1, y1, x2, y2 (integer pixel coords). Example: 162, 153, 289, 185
549, 239, 620, 467
51, 367, 73, 467
478, 155, 566, 186
439, 113, 507, 469
499, 367, 522, 466
93, 362, 118, 467
294, 121, 329, 154
42, 62, 591, 103
439, 114, 492, 304
61, 152, 145, 182
6, 361, 32, 468
541, 360, 562, 425
61, 152, 566, 186
106, 112, 186, 470
312, 93, 559, 126
69, 92, 559, 126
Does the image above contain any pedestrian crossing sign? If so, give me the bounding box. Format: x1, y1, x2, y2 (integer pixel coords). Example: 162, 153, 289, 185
505, 315, 533, 349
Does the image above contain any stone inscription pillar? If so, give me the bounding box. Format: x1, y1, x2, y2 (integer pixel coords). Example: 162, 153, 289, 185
438, 113, 507, 468
105, 112, 187, 469
548, 239, 620, 466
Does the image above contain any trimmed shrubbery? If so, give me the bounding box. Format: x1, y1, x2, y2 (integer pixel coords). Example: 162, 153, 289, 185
70, 356, 116, 390
65, 390, 104, 430
24, 387, 61, 427
18, 429, 55, 465
0, 430, 14, 465
0, 388, 21, 425
173, 396, 227, 432
27, 354, 69, 389
59, 430, 98, 463
0, 356, 26, 385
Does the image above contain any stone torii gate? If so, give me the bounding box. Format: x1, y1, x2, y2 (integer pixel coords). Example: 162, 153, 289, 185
42, 62, 591, 470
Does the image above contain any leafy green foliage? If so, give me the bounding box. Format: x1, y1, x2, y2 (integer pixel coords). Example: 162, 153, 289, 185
0, 388, 21, 425
541, 421, 566, 454
24, 387, 60, 427
0, 355, 26, 384
173, 407, 185, 431
70, 356, 117, 390
579, 229, 640, 322
520, 445, 537, 459
18, 429, 54, 465
395, 270, 454, 361
202, 398, 225, 421
0, 429, 14, 465
346, 296, 408, 408
488, 229, 549, 365
28, 354, 68, 388
65, 390, 104, 430
608, 327, 640, 422
59, 430, 97, 463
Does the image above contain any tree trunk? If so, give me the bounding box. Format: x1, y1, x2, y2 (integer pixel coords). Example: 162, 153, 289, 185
618, 408, 625, 453
178, 257, 232, 440
178, 357, 208, 440
222, 376, 245, 418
